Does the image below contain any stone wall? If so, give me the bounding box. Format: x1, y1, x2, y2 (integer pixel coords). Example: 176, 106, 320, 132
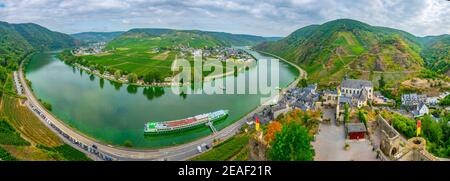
248, 133, 268, 161
397, 137, 438, 161
377, 115, 402, 159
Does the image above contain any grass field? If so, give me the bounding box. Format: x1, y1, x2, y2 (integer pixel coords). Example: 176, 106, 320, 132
190, 134, 250, 161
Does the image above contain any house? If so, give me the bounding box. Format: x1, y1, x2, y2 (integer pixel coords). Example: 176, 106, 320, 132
438, 92, 449, 100
426, 97, 439, 106
292, 102, 313, 111
346, 123, 367, 140
341, 79, 373, 100
288, 84, 319, 111
401, 93, 427, 108
322, 90, 339, 106
373, 91, 394, 105
271, 103, 290, 119
413, 103, 429, 117
340, 79, 373, 108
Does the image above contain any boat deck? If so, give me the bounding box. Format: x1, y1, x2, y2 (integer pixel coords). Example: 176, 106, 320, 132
165, 118, 197, 127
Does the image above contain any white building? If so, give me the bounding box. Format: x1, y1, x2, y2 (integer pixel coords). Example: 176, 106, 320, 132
340, 79, 373, 108
426, 97, 439, 106
401, 93, 427, 107
414, 103, 429, 117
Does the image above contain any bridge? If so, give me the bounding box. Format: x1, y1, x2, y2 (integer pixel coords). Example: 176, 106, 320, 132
206, 121, 218, 134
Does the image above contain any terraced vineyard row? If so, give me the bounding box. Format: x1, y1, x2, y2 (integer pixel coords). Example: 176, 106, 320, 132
1, 96, 63, 147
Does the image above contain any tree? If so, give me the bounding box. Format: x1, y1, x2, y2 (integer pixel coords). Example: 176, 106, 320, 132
421, 115, 443, 144
358, 109, 367, 127
144, 71, 163, 83
97, 65, 105, 74
267, 121, 315, 161
299, 78, 308, 88
114, 70, 121, 80
127, 73, 138, 83
123, 140, 133, 147
343, 103, 350, 123
379, 74, 386, 89
439, 95, 450, 106
39, 99, 52, 111
391, 113, 416, 138
0, 67, 7, 83
264, 121, 282, 143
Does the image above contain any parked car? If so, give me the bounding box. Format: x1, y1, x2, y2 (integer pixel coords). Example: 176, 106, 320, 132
201, 143, 210, 150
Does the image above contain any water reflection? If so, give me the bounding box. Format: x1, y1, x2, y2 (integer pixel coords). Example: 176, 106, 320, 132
99, 78, 104, 89
126, 85, 138, 94
110, 80, 123, 91
89, 74, 95, 81
143, 87, 165, 100
25, 53, 54, 73
179, 91, 188, 99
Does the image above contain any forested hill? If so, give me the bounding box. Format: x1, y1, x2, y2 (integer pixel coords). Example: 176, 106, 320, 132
0, 21, 75, 69
108, 28, 281, 48
420, 34, 450, 76
71, 31, 125, 44
254, 19, 450, 83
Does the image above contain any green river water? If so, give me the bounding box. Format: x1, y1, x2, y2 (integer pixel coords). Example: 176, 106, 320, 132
25, 48, 299, 148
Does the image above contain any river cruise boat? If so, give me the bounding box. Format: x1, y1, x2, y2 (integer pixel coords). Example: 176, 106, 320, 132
144, 110, 229, 134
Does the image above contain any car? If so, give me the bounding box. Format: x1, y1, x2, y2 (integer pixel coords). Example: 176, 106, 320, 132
197, 146, 203, 153
201, 143, 210, 150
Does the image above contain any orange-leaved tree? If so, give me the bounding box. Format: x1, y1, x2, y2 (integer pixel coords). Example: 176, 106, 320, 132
265, 121, 282, 143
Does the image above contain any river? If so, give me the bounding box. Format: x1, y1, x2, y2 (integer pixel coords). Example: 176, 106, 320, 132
25, 48, 299, 148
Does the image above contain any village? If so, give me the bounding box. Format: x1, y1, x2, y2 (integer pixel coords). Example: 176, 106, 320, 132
175, 46, 256, 63
72, 42, 107, 56
244, 76, 449, 161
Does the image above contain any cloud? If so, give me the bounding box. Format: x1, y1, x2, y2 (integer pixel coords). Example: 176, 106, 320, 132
0, 0, 448, 37
122, 19, 130, 24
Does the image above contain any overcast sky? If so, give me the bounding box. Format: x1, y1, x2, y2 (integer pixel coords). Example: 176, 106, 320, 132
0, 0, 448, 37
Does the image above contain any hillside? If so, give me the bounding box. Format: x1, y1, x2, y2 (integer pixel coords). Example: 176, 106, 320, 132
0, 22, 34, 67
420, 35, 450, 76
107, 29, 227, 49
0, 21, 75, 68
254, 19, 447, 85
107, 28, 280, 49
194, 31, 282, 46
71, 31, 124, 44
12, 23, 75, 49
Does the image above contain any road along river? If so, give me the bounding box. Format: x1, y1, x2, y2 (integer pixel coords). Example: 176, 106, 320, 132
22, 48, 302, 160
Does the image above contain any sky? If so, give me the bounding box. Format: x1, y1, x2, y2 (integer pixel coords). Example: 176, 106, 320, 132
0, 0, 448, 37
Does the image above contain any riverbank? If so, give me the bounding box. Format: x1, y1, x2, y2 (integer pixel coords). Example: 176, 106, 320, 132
62, 48, 258, 88
253, 49, 307, 79
20, 49, 302, 159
